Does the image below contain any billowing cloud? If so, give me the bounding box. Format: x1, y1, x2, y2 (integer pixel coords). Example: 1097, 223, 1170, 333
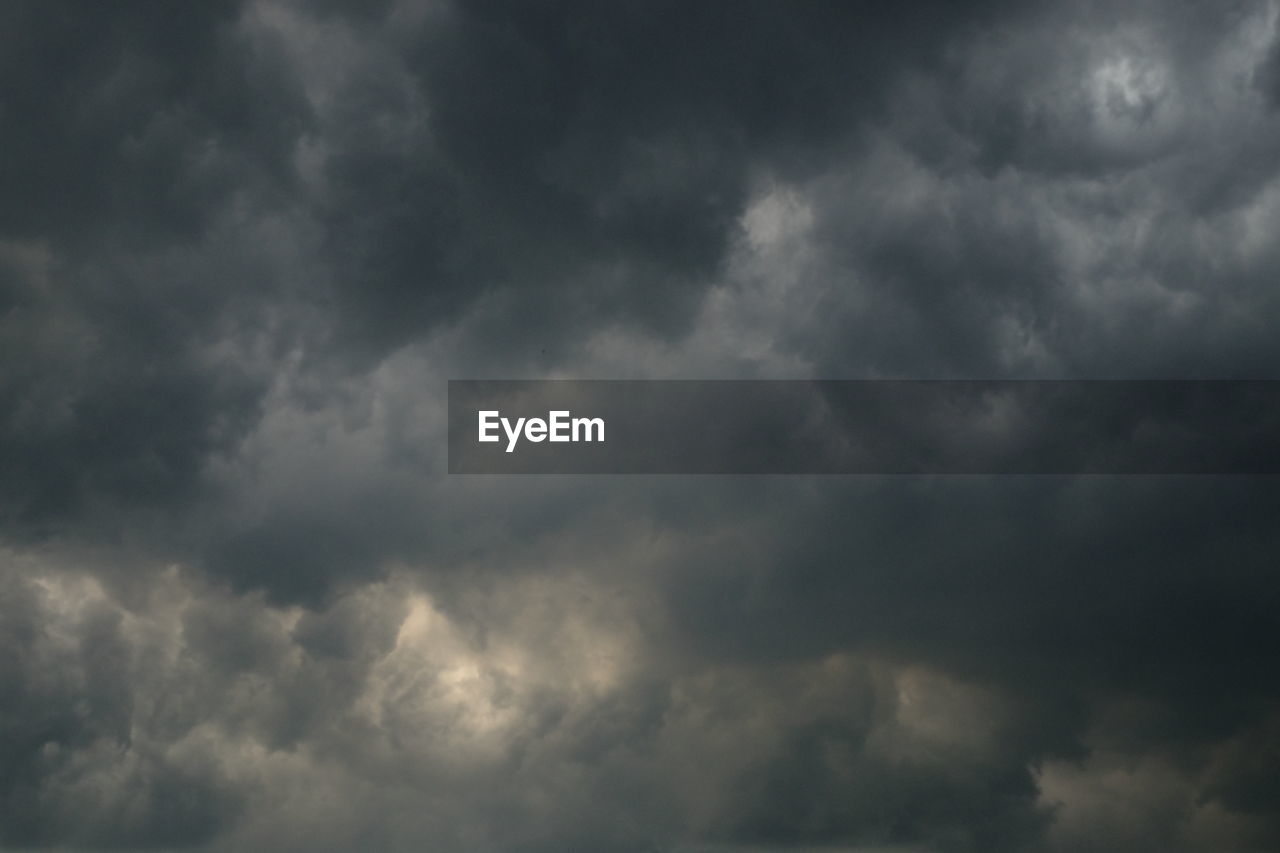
2, 1, 1280, 851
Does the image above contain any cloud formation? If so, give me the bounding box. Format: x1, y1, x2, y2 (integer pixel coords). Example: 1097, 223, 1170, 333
2, 1, 1280, 850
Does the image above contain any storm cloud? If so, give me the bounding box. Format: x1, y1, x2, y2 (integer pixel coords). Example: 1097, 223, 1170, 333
3, 1, 1280, 851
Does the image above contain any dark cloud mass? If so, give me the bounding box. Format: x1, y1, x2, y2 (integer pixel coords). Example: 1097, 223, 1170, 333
3, 0, 1280, 850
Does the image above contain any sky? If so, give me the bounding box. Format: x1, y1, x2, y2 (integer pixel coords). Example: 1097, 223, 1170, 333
2, 1, 1280, 851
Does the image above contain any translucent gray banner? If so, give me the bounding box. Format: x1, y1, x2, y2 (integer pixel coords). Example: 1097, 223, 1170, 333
447, 380, 1280, 474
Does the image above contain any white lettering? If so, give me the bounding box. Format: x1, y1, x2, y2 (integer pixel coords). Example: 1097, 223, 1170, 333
478, 410, 605, 452
478, 411, 500, 442
573, 416, 604, 443
502, 416, 525, 453
549, 410, 570, 442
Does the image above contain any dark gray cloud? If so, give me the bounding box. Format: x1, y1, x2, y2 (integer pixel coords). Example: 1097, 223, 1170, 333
2, 0, 1280, 851
0, 0, 312, 535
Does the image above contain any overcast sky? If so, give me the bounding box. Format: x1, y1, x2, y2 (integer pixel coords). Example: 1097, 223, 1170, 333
3, 1, 1280, 851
